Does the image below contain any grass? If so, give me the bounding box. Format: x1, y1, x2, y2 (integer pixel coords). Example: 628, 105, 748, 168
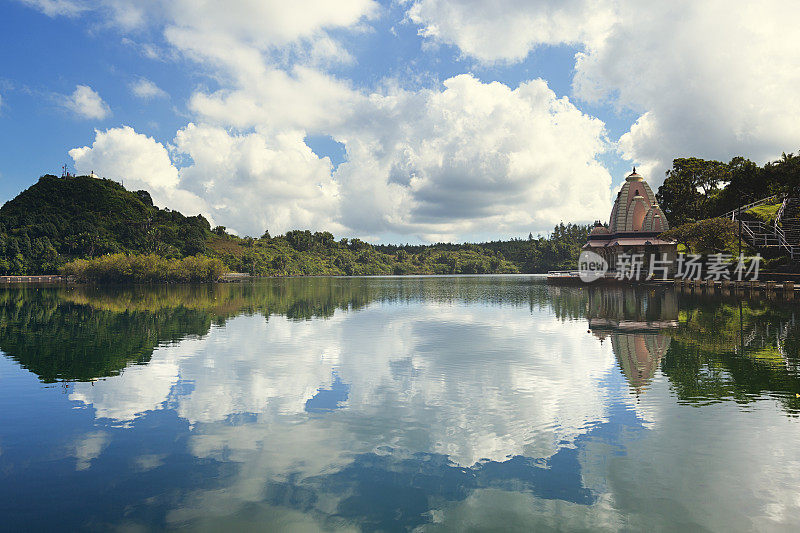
746, 202, 781, 225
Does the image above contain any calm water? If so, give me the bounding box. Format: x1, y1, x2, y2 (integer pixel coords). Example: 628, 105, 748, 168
1, 276, 799, 532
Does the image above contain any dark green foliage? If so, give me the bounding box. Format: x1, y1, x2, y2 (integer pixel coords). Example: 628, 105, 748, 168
285, 229, 315, 251
656, 158, 730, 226
0, 287, 213, 382
662, 298, 800, 413
660, 218, 741, 255
657, 151, 800, 224
135, 190, 153, 206
203, 222, 591, 276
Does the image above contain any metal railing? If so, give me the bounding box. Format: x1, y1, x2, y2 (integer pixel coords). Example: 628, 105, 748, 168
773, 224, 800, 260
546, 270, 579, 277
775, 197, 788, 230
741, 221, 777, 249
740, 219, 800, 260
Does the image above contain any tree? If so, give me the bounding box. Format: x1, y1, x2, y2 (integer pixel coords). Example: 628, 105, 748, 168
763, 152, 800, 196
285, 230, 314, 251
660, 218, 739, 255
313, 231, 334, 247
656, 158, 731, 226
716, 156, 763, 212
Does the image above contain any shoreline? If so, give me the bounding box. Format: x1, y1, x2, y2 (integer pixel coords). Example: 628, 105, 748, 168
0, 272, 550, 285
2, 271, 798, 286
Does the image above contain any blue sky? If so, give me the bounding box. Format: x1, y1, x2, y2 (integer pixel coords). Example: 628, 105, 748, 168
1, 0, 797, 242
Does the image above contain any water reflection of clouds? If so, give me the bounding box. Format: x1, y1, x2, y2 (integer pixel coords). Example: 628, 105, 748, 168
69, 347, 184, 422
66, 299, 626, 528
70, 302, 618, 465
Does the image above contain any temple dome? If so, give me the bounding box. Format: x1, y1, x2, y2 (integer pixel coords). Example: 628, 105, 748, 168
608, 168, 669, 233
626, 169, 644, 182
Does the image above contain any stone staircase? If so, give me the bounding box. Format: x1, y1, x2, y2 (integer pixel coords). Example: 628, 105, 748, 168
778, 197, 800, 245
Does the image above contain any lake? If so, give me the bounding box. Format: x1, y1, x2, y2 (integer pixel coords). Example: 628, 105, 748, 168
1, 276, 799, 531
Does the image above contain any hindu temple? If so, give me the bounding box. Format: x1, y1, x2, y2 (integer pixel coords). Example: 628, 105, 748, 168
584, 168, 677, 276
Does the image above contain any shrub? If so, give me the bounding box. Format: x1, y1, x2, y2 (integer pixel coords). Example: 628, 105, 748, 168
62, 253, 228, 283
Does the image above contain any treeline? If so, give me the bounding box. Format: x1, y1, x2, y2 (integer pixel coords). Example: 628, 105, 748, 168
205, 222, 590, 277
651, 152, 800, 266
206, 230, 519, 276
656, 152, 800, 226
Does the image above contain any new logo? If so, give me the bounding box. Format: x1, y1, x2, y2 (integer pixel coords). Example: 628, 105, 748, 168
578, 251, 608, 282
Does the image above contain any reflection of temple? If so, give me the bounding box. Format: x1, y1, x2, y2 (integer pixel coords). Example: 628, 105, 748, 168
588, 287, 678, 393
587, 286, 678, 330
599, 333, 671, 392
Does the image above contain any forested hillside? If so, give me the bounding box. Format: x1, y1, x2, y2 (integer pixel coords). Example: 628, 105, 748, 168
0, 174, 209, 273
0, 174, 589, 277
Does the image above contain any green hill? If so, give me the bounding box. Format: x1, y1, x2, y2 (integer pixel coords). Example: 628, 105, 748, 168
0, 174, 210, 273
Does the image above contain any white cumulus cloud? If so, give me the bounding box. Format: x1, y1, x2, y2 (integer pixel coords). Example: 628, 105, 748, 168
42, 0, 613, 240
407, 0, 800, 185
26, 0, 800, 237
408, 0, 615, 64
69, 126, 209, 217
130, 78, 168, 100
333, 74, 611, 240
174, 123, 343, 236
69, 71, 612, 240
61, 85, 111, 120
573, 0, 800, 182
25, 0, 379, 51
160, 0, 378, 49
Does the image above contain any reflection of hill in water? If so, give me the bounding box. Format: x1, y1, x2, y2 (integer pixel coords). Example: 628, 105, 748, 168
0, 288, 212, 382
3, 277, 800, 413
0, 280, 381, 383
0, 277, 549, 384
